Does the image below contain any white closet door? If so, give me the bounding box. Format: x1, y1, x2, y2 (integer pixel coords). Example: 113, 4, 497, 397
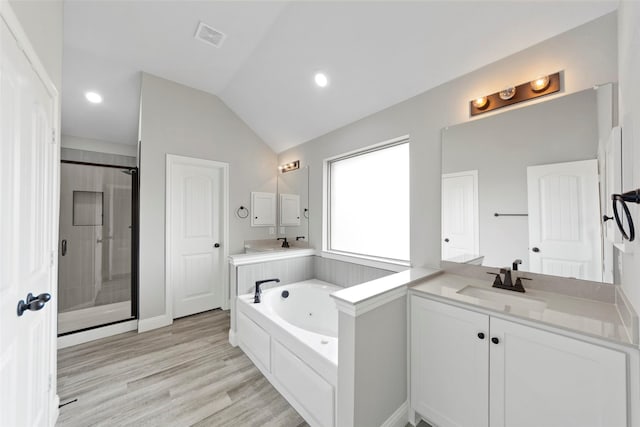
0, 9, 57, 426
168, 157, 226, 318
527, 160, 602, 281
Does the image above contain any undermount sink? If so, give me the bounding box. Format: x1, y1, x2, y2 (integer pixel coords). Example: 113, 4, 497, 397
457, 286, 547, 312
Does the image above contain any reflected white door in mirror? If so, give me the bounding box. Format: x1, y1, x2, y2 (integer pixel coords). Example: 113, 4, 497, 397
442, 170, 480, 263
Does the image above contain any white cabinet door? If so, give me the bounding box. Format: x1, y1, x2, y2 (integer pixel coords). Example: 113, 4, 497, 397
251, 192, 276, 226
411, 297, 489, 427
280, 193, 300, 226
489, 317, 627, 427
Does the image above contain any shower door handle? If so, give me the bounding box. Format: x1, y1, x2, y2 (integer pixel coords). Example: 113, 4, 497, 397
61, 240, 67, 256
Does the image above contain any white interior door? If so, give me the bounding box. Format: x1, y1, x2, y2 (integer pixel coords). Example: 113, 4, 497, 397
0, 6, 59, 426
168, 155, 228, 318
527, 159, 602, 281
442, 171, 479, 261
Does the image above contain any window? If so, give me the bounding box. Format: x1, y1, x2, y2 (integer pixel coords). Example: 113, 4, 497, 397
326, 138, 410, 263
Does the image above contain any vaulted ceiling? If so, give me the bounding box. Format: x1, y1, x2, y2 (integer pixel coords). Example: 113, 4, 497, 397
62, 1, 617, 153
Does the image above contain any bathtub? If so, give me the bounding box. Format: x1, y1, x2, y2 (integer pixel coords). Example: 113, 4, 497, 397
236, 279, 341, 427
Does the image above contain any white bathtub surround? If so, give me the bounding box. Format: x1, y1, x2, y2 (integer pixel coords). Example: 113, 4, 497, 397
236, 280, 340, 427
408, 270, 640, 427
228, 249, 395, 345
331, 267, 440, 427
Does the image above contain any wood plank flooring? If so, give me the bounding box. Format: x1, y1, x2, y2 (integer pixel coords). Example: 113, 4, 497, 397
57, 309, 308, 427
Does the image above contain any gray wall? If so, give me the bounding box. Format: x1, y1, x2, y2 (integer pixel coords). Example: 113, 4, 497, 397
618, 2, 640, 318
10, 0, 63, 92
278, 13, 618, 271
442, 89, 599, 270
338, 296, 407, 426
139, 73, 278, 320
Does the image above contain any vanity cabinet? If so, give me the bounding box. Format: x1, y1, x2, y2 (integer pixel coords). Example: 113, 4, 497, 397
410, 295, 627, 427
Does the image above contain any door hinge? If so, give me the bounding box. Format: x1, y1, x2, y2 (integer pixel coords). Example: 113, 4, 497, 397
48, 374, 52, 392
51, 129, 57, 145
50, 251, 55, 267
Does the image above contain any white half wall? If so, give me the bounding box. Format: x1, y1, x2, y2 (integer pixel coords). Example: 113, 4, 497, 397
138, 73, 277, 321
278, 13, 618, 271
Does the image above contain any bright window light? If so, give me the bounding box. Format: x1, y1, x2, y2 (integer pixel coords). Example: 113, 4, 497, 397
328, 140, 410, 262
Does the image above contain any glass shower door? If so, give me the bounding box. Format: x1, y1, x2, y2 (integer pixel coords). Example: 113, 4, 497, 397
58, 162, 137, 335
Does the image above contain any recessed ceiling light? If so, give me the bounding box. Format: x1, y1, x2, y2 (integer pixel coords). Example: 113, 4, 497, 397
85, 91, 103, 104
314, 72, 329, 88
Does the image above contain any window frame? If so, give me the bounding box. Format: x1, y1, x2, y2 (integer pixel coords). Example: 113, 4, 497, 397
323, 135, 411, 268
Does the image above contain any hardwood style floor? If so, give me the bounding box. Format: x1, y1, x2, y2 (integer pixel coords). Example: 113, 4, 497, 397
57, 310, 308, 427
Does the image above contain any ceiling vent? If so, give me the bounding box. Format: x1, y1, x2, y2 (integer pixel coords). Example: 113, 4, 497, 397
194, 22, 226, 48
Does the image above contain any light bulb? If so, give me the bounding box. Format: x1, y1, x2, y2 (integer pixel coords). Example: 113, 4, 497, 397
473, 96, 488, 109
530, 76, 550, 92
314, 73, 329, 88
85, 91, 103, 104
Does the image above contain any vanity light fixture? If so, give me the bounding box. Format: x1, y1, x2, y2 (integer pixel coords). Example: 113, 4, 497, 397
469, 71, 561, 116
530, 75, 550, 92
279, 160, 300, 173
85, 91, 103, 104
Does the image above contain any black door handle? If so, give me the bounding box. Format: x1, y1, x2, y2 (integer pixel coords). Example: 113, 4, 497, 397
532, 247, 540, 253
17, 292, 52, 317
214, 243, 220, 248
61, 239, 67, 256
477, 332, 485, 340
603, 215, 614, 223
491, 337, 500, 344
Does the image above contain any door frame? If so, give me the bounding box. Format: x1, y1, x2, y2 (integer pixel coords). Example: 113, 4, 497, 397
441, 170, 480, 257
165, 154, 229, 322
1, 3, 61, 425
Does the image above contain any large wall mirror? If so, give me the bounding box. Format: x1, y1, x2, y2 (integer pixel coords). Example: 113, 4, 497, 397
442, 87, 617, 283
277, 165, 309, 246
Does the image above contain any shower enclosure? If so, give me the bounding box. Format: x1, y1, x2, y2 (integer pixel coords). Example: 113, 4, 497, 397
57, 161, 138, 335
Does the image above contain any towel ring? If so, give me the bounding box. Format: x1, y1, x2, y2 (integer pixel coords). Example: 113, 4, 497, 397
612, 189, 640, 242
236, 206, 249, 219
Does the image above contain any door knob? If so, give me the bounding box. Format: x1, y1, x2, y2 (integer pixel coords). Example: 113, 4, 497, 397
214, 243, 220, 248
17, 292, 51, 317
532, 247, 540, 253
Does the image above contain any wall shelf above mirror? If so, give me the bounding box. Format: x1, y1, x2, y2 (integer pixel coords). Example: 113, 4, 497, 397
442, 84, 620, 284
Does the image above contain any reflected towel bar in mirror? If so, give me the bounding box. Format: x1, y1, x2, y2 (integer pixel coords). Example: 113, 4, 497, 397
494, 213, 528, 217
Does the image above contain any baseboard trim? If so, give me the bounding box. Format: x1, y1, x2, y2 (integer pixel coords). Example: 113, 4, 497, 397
228, 329, 237, 347
57, 320, 138, 349
137, 314, 173, 333
50, 394, 59, 427
381, 401, 409, 427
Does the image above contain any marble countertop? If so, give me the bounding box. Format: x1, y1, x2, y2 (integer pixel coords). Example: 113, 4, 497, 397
411, 272, 635, 347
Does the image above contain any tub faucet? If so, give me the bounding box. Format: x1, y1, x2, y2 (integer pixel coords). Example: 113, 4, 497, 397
254, 278, 280, 303
277, 237, 289, 248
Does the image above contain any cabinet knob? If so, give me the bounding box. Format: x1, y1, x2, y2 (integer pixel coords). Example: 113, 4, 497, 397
491, 337, 500, 344
444, 238, 450, 243
477, 332, 485, 340
532, 247, 540, 253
